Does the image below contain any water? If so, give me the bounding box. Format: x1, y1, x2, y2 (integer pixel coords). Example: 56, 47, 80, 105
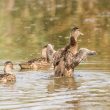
0, 68, 110, 110
0, 0, 110, 110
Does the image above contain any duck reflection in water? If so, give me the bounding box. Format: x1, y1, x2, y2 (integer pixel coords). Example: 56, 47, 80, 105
47, 76, 78, 93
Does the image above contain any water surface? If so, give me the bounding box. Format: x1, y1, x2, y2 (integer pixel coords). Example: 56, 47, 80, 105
0, 67, 110, 110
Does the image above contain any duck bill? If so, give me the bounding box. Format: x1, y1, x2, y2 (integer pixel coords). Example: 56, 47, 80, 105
80, 32, 84, 36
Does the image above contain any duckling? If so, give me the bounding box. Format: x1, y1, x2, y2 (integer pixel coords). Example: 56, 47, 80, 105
54, 48, 96, 77
19, 44, 55, 69
0, 61, 16, 83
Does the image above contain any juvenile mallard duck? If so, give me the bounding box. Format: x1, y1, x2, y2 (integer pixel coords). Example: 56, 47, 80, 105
0, 61, 16, 83
54, 48, 96, 77
53, 27, 96, 77
19, 44, 56, 69
53, 27, 83, 68
53, 27, 83, 76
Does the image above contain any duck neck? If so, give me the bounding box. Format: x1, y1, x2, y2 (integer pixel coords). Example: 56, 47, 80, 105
61, 33, 78, 56
70, 33, 77, 46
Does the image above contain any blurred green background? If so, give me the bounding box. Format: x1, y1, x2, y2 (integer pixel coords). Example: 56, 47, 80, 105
0, 0, 110, 63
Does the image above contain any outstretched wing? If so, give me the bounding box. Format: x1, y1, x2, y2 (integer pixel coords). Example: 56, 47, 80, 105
53, 48, 64, 67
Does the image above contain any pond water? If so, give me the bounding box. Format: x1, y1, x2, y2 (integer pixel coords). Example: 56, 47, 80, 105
0, 68, 110, 110
0, 0, 110, 110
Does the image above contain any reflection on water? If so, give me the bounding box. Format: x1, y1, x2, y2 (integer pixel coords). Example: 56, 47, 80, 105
0, 0, 110, 62
0, 68, 110, 110
47, 77, 78, 93
0, 0, 110, 110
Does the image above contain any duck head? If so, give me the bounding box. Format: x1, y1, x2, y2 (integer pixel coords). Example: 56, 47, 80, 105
71, 27, 84, 41
4, 61, 13, 74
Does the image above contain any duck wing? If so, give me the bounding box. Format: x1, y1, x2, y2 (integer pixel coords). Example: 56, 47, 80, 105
53, 48, 65, 67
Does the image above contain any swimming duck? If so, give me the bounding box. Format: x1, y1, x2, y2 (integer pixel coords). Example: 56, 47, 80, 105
53, 27, 83, 76
19, 44, 56, 69
54, 48, 96, 77
0, 61, 16, 83
53, 27, 96, 77
53, 27, 83, 68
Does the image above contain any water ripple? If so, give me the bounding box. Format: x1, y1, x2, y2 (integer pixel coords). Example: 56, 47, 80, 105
0, 69, 110, 110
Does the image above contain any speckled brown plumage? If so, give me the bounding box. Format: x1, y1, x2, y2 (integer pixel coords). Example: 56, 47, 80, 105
0, 61, 16, 83
19, 44, 55, 69
53, 26, 84, 77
